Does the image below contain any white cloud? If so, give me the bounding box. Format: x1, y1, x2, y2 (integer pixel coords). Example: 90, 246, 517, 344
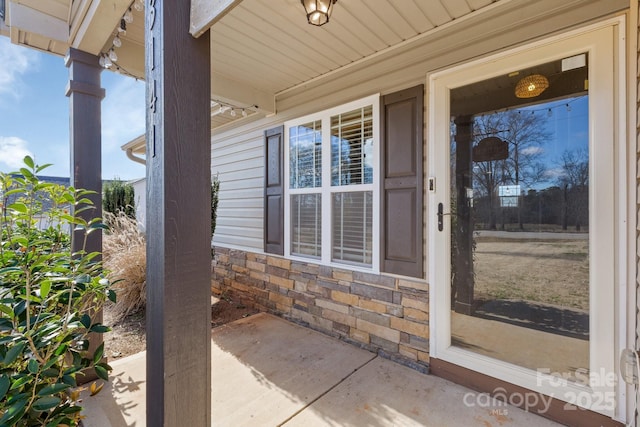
0, 38, 39, 99
544, 167, 565, 180
521, 146, 544, 156
0, 136, 33, 169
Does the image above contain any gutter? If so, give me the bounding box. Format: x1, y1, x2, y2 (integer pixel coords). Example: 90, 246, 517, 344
126, 148, 146, 165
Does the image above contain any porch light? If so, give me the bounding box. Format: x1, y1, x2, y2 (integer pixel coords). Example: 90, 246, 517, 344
514, 74, 549, 98
301, 0, 337, 26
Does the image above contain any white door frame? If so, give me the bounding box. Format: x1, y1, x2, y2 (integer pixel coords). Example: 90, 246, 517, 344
427, 17, 627, 420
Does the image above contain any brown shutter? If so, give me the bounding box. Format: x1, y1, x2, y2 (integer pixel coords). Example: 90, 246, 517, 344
381, 85, 424, 278
264, 125, 284, 255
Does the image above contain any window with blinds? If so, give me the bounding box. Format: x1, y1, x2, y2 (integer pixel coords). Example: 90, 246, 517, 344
331, 106, 373, 186
290, 121, 322, 189
285, 95, 379, 270
291, 193, 322, 258
332, 191, 373, 265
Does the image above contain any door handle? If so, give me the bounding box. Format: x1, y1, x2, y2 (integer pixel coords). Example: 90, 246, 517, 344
437, 203, 453, 231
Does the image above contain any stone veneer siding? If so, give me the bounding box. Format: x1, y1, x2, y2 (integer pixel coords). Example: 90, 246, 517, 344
212, 247, 430, 372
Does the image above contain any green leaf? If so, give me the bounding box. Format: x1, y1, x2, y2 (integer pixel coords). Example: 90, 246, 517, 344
10, 375, 32, 391
94, 364, 109, 381
93, 342, 104, 364
32, 396, 61, 412
0, 375, 10, 400
80, 314, 91, 329
35, 163, 53, 173
0, 266, 22, 275
0, 397, 27, 425
4, 342, 25, 365
40, 280, 52, 299
37, 383, 70, 396
61, 375, 76, 387
28, 358, 39, 374
0, 304, 13, 316
108, 290, 117, 304
89, 324, 110, 333
0, 319, 13, 331
8, 202, 28, 213
23, 156, 35, 169
18, 167, 34, 180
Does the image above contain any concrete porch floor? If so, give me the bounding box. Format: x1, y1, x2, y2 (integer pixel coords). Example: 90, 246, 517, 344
81, 313, 561, 426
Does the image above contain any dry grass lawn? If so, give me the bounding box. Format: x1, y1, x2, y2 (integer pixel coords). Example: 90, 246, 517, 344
473, 237, 589, 311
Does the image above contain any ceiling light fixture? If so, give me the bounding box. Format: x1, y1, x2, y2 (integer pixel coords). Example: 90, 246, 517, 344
301, 0, 337, 26
514, 74, 549, 98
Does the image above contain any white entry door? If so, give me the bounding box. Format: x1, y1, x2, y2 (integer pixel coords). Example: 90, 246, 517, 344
429, 21, 624, 417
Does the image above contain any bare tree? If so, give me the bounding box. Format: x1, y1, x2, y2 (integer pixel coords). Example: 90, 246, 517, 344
557, 148, 588, 231
472, 110, 550, 230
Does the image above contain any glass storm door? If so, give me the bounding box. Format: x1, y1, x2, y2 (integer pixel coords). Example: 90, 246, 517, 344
430, 24, 618, 416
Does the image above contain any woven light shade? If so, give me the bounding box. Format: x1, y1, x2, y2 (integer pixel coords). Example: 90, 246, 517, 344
514, 74, 549, 98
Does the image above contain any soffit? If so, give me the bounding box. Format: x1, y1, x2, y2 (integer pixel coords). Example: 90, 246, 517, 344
208, 0, 498, 95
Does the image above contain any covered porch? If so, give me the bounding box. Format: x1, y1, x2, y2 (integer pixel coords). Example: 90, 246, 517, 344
81, 313, 561, 426
1, 0, 638, 426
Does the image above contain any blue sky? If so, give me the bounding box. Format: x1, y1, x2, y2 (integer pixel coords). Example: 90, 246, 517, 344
0, 37, 145, 180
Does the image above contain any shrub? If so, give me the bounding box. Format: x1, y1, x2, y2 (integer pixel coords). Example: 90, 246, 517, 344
0, 157, 113, 426
102, 180, 135, 219
102, 211, 146, 321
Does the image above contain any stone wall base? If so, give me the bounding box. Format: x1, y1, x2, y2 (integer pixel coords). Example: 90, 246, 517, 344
212, 247, 430, 372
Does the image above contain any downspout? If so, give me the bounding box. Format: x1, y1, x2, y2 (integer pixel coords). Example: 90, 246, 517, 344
126, 148, 146, 165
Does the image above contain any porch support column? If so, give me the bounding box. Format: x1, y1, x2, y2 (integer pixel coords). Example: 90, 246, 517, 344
145, 1, 211, 426
65, 49, 105, 383
453, 116, 474, 315
65, 48, 104, 256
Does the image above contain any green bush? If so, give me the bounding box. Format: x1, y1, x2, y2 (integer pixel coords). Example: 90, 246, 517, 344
102, 180, 135, 218
0, 157, 113, 426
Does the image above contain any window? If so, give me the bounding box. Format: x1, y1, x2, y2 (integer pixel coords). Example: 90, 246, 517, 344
285, 96, 379, 269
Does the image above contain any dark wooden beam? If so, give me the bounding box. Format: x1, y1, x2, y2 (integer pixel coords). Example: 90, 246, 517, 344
145, 1, 212, 425
65, 49, 105, 384
65, 48, 104, 256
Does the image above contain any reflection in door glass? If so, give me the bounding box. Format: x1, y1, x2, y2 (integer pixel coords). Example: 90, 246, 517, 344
449, 56, 589, 381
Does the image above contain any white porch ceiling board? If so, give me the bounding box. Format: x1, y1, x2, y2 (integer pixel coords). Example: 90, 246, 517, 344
415, 1, 453, 26
211, 26, 314, 86
396, 1, 436, 34
361, 0, 419, 41
225, 6, 343, 71
210, 42, 301, 92
221, 0, 349, 69
215, 17, 322, 80
442, 0, 474, 17
244, 0, 362, 62
338, 0, 402, 46
467, 0, 497, 11
328, 4, 387, 53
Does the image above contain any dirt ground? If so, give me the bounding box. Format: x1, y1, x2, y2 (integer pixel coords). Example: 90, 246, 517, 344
103, 290, 259, 360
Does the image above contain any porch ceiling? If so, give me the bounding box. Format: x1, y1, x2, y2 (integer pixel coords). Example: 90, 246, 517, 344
2, 0, 500, 122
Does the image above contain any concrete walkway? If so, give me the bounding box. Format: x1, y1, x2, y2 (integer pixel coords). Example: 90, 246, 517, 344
81, 313, 561, 426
